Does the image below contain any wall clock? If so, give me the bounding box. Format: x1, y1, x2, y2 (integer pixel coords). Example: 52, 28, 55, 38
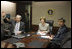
48, 9, 53, 15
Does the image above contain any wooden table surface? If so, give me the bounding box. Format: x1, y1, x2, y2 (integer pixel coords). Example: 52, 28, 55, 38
1, 32, 52, 48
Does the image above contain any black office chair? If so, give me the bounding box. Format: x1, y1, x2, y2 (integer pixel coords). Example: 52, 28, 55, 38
46, 20, 54, 34
61, 31, 71, 48
52, 30, 71, 48
48, 30, 71, 48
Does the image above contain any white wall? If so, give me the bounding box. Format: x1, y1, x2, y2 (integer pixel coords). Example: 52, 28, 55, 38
32, 1, 71, 28
1, 1, 16, 18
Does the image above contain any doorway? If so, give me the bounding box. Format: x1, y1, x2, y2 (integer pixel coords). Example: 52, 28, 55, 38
16, 1, 32, 32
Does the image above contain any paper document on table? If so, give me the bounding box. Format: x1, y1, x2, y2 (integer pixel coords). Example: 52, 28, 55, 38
37, 31, 47, 35
41, 36, 52, 39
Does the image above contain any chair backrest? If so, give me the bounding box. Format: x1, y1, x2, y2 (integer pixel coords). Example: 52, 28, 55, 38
46, 20, 54, 33
61, 30, 71, 47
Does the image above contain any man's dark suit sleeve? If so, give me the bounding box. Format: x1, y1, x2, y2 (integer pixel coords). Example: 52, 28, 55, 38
56, 28, 67, 38
53, 27, 67, 41
21, 22, 25, 33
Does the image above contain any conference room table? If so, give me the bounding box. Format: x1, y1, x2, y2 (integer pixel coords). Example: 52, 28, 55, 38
1, 32, 53, 48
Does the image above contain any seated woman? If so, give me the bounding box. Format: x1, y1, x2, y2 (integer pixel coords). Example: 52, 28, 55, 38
37, 17, 49, 35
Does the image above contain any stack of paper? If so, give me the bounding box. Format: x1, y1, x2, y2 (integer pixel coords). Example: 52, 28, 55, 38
37, 31, 47, 35
41, 36, 52, 39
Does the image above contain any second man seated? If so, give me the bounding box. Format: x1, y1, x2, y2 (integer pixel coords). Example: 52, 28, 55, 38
11, 15, 25, 35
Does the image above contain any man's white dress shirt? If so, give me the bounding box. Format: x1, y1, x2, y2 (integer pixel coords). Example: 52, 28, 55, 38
14, 22, 20, 35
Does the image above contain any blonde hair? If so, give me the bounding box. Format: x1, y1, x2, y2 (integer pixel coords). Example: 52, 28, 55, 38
40, 17, 46, 22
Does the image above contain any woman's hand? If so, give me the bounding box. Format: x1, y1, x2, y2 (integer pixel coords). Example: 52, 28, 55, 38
41, 31, 46, 33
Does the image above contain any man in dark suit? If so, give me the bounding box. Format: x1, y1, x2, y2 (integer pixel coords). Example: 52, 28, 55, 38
24, 10, 29, 32
3, 14, 12, 36
11, 15, 25, 35
48, 18, 68, 48
52, 18, 68, 40
1, 13, 12, 40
